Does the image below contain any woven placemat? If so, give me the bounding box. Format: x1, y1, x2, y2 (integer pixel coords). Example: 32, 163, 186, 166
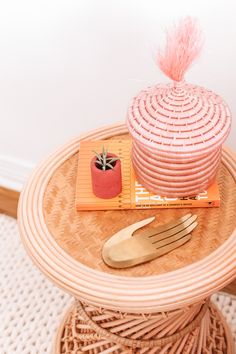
43, 134, 236, 277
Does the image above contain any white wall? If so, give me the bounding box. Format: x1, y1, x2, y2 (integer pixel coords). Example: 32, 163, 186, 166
0, 0, 235, 190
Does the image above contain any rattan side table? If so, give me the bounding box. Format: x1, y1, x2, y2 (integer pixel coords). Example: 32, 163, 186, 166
18, 123, 236, 353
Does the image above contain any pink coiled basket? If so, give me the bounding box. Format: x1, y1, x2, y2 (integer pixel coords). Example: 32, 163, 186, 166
127, 20, 232, 197
127, 81, 231, 197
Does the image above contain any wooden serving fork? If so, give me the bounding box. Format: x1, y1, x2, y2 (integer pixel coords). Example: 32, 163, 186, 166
102, 213, 198, 269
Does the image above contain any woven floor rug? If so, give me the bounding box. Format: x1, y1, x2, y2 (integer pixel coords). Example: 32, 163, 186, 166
0, 214, 235, 354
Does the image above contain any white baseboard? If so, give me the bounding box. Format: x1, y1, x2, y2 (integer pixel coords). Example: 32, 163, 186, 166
0, 155, 35, 191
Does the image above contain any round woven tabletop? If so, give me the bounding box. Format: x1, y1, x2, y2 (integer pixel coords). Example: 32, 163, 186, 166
18, 123, 236, 313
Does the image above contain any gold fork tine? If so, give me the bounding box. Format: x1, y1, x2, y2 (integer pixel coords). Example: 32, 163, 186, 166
152, 221, 198, 248
140, 213, 192, 239
148, 215, 198, 244
154, 234, 192, 259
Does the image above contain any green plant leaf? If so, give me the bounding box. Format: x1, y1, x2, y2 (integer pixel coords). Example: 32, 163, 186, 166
95, 160, 103, 166
93, 146, 119, 170
106, 163, 114, 169
102, 145, 106, 161
92, 150, 102, 162
106, 157, 120, 164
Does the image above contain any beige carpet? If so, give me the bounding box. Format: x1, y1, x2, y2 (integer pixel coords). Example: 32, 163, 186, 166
0, 214, 235, 353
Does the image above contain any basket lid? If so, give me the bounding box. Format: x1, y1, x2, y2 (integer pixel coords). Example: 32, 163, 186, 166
127, 80, 231, 154
126, 18, 231, 154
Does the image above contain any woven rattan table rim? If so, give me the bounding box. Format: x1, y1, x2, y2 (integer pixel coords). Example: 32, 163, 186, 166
18, 122, 236, 313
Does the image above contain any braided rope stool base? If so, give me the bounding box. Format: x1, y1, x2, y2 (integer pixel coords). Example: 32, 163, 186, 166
54, 300, 233, 354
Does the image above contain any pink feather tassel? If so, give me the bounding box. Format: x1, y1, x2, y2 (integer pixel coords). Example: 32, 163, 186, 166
157, 17, 203, 82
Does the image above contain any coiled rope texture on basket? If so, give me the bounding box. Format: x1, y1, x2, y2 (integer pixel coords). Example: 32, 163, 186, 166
126, 82, 231, 197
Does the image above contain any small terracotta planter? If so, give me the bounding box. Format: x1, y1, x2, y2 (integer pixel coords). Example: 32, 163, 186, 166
90, 153, 122, 199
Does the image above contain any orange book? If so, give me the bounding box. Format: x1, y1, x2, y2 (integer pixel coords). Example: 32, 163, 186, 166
75, 140, 220, 211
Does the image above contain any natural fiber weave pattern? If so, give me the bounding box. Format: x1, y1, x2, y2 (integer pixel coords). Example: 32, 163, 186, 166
18, 124, 235, 312
43, 135, 236, 277
0, 214, 72, 354
126, 81, 231, 197
126, 82, 231, 154
56, 300, 232, 353
1, 213, 235, 354
212, 292, 236, 342
76, 300, 209, 348
131, 142, 221, 197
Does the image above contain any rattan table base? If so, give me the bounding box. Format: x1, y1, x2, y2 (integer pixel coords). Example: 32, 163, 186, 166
54, 300, 234, 354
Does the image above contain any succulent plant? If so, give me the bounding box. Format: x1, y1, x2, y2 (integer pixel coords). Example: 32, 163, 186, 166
93, 146, 120, 171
